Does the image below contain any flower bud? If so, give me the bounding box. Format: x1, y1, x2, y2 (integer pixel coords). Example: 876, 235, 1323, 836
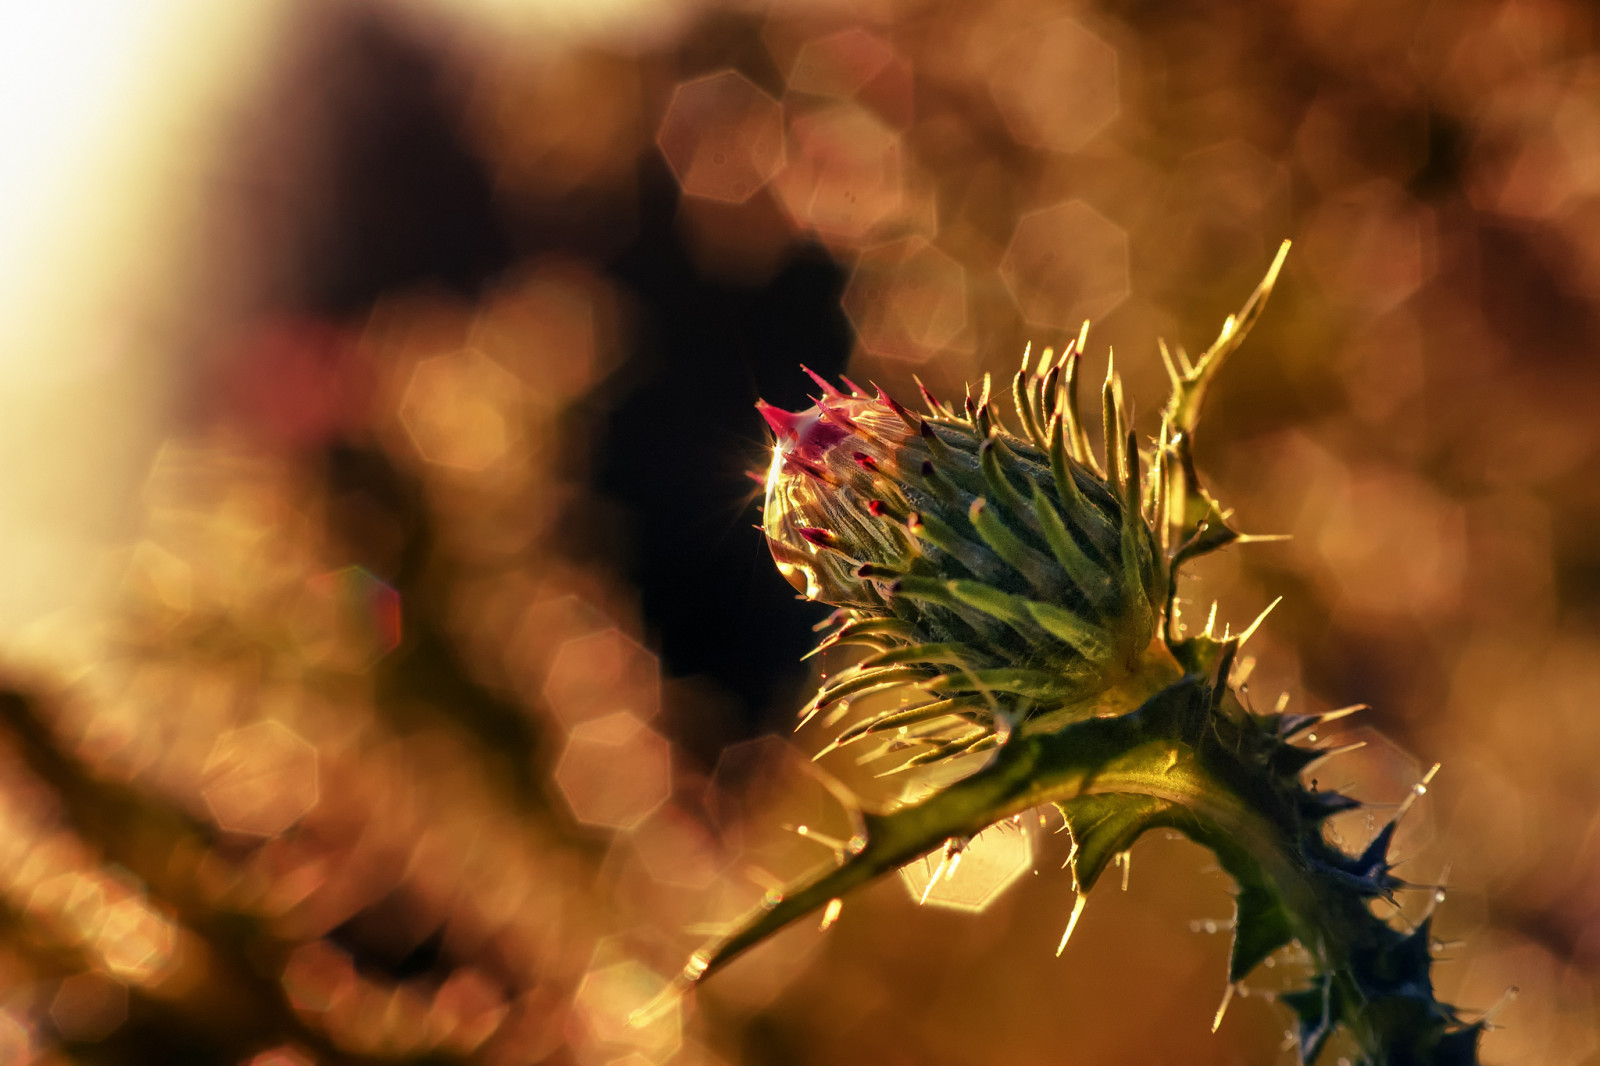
759, 358, 1169, 749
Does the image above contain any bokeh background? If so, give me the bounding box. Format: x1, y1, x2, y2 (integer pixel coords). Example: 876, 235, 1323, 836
2, 0, 1599, 1062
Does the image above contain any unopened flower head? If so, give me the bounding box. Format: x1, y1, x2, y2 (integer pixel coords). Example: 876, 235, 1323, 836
758, 356, 1169, 749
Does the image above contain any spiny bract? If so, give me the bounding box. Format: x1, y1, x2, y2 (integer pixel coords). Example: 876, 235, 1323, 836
657, 243, 1484, 1066
759, 332, 1171, 760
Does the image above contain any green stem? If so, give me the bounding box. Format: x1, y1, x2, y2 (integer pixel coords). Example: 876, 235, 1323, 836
655, 679, 1478, 1065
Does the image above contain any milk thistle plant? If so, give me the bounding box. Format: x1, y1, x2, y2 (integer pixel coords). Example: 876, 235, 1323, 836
660, 243, 1482, 1065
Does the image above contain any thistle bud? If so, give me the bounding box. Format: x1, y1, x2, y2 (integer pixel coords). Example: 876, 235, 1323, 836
759, 357, 1171, 745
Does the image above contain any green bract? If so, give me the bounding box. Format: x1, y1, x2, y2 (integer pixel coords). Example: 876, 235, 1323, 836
759, 332, 1174, 755
655, 243, 1483, 1066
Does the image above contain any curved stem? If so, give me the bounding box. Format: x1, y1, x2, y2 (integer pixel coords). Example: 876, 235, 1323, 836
652, 686, 1472, 1065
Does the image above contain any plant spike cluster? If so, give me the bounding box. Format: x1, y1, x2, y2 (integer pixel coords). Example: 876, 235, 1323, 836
652, 242, 1484, 1065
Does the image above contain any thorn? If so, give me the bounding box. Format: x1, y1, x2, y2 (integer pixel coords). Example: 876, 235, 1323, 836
818, 399, 860, 430
1036, 346, 1056, 379
811, 608, 850, 633
784, 454, 833, 482
1479, 985, 1519, 1025
919, 851, 951, 904
1075, 319, 1090, 357
1319, 704, 1367, 725
746, 469, 767, 486
1424, 863, 1452, 922
1019, 340, 1033, 375
796, 526, 835, 547
819, 701, 857, 726
1235, 596, 1283, 648
1175, 343, 1194, 375
790, 823, 848, 853
1203, 601, 1219, 638
629, 980, 687, 1028
800, 364, 845, 398
1281, 704, 1367, 737
1212, 982, 1237, 1033
1158, 337, 1182, 387
1301, 740, 1368, 776
1055, 893, 1088, 956
875, 384, 921, 428
1263, 238, 1291, 295
756, 399, 803, 439
819, 897, 844, 930
914, 376, 944, 416
839, 374, 868, 397
796, 757, 867, 831
1394, 763, 1441, 824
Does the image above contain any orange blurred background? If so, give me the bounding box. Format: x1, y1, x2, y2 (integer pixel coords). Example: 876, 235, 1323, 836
1, 0, 1597, 1063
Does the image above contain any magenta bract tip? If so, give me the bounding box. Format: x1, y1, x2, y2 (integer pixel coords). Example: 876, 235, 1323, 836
756, 399, 804, 440
797, 526, 834, 546
799, 365, 845, 399
784, 454, 831, 482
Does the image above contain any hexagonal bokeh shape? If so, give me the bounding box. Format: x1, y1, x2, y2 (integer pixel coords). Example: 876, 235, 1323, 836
397, 349, 523, 471
478, 264, 613, 403
788, 28, 913, 129
281, 941, 356, 1016
1314, 467, 1465, 619
554, 712, 671, 831
432, 968, 510, 1056
201, 720, 320, 837
96, 897, 177, 982
842, 237, 967, 363
299, 566, 402, 671
541, 627, 660, 726
1301, 179, 1435, 313
990, 18, 1119, 152
791, 28, 893, 97
657, 71, 785, 204
49, 972, 128, 1043
899, 819, 1033, 912
572, 957, 680, 1059
0, 1012, 34, 1064
122, 540, 192, 630
1000, 200, 1130, 329
631, 804, 724, 890
773, 104, 903, 247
